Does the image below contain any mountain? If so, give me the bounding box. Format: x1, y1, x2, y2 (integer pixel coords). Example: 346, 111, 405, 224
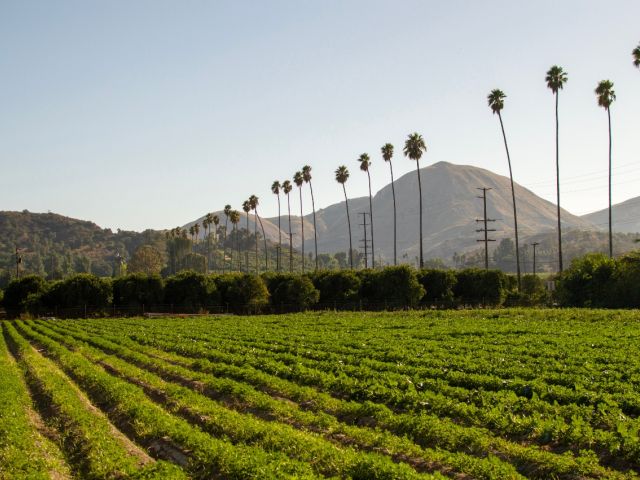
0, 211, 165, 282
190, 162, 597, 263
581, 196, 640, 234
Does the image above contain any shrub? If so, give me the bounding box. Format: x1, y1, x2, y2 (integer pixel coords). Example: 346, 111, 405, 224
612, 251, 640, 308
310, 270, 361, 306
453, 269, 508, 306
555, 253, 617, 307
222, 274, 270, 313
42, 274, 112, 311
164, 271, 219, 311
417, 269, 456, 304
112, 274, 164, 309
359, 266, 425, 307
2, 275, 47, 318
263, 273, 319, 310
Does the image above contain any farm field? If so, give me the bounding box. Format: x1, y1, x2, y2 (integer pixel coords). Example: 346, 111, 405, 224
1, 310, 640, 479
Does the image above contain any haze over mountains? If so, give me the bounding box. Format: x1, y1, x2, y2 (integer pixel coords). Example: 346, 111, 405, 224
188, 161, 631, 262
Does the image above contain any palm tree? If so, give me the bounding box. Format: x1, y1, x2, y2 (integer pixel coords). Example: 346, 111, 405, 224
633, 43, 640, 68
271, 180, 282, 271
223, 204, 231, 273
194, 223, 200, 248
204, 213, 214, 273
294, 171, 305, 272
250, 194, 268, 272
229, 210, 240, 271
212, 214, 220, 271
283, 180, 293, 272
487, 90, 521, 289
189, 225, 195, 249
403, 133, 427, 269
302, 166, 318, 271
595, 80, 617, 258
242, 200, 251, 272
358, 153, 375, 268
335, 165, 353, 269
381, 143, 397, 266
546, 66, 568, 273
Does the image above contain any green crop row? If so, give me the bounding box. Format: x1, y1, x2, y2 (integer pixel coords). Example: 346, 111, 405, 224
11, 321, 325, 479
32, 319, 519, 480
24, 321, 444, 480
41, 317, 631, 479
0, 324, 71, 480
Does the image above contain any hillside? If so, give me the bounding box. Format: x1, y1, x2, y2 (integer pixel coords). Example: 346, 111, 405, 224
581, 196, 640, 234
0, 211, 164, 282
189, 162, 597, 263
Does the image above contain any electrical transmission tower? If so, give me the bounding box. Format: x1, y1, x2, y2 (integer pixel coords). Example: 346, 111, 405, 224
358, 212, 371, 269
476, 188, 496, 270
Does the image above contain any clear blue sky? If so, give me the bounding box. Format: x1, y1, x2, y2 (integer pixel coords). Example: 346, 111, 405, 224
1, 0, 639, 231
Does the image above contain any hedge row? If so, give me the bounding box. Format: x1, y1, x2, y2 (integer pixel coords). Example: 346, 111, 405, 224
4, 251, 636, 317
2, 266, 524, 318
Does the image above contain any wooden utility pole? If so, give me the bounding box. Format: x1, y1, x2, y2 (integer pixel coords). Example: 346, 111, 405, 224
476, 188, 496, 269
358, 212, 370, 269
531, 242, 540, 275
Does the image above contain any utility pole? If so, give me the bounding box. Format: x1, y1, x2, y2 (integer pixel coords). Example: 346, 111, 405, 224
15, 247, 22, 279
358, 212, 370, 269
476, 188, 496, 269
531, 242, 540, 275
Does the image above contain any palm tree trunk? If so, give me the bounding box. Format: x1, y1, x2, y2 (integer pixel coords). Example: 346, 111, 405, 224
277, 195, 281, 272
299, 187, 304, 273
237, 226, 241, 271
608, 107, 613, 258
309, 181, 318, 271
287, 195, 293, 273
389, 161, 397, 266
254, 214, 258, 274
415, 160, 424, 269
366, 170, 375, 269
256, 209, 268, 272
342, 184, 353, 269
223, 219, 228, 273
555, 92, 563, 273
498, 112, 521, 289
246, 214, 250, 272
229, 226, 233, 271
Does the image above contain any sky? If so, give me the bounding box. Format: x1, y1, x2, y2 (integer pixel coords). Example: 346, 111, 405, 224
1, 0, 639, 232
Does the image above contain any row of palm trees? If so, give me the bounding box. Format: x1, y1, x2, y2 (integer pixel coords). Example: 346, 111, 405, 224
193, 42, 639, 280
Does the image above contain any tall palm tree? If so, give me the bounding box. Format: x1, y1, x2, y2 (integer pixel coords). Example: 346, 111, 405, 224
381, 143, 397, 266
293, 171, 305, 272
403, 133, 427, 269
302, 166, 318, 271
194, 223, 200, 247
242, 200, 251, 272
271, 180, 282, 272
204, 213, 214, 273
546, 66, 568, 273
229, 210, 240, 271
250, 194, 268, 272
212, 214, 220, 271
335, 165, 353, 269
595, 80, 616, 258
633, 43, 640, 69
223, 204, 231, 273
283, 180, 293, 272
487, 90, 521, 289
358, 153, 375, 268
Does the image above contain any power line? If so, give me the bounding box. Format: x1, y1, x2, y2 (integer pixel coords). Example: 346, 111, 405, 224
476, 188, 496, 270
